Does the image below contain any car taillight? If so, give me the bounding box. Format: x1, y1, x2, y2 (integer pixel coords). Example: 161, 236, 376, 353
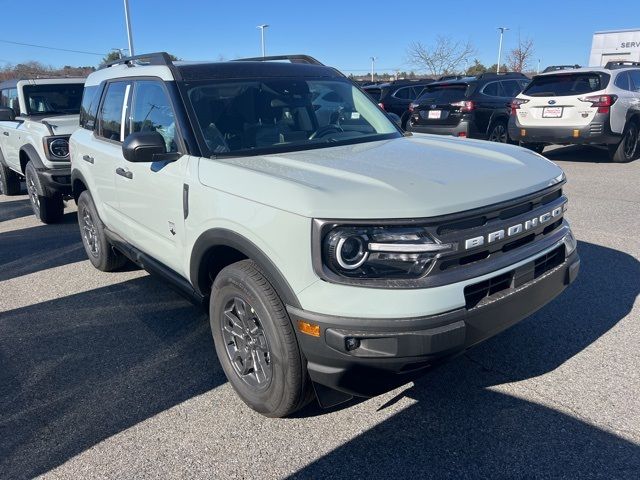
510, 98, 529, 115
378, 103, 385, 110
580, 94, 617, 114
451, 100, 475, 112
408, 103, 418, 112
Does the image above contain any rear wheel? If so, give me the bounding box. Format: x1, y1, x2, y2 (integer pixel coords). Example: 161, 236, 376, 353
488, 120, 509, 143
77, 190, 128, 271
0, 163, 21, 195
25, 161, 64, 223
210, 260, 311, 417
520, 142, 545, 154
609, 121, 639, 163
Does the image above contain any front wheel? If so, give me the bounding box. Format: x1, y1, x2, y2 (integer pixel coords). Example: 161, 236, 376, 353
0, 163, 21, 195
210, 260, 311, 417
608, 121, 639, 163
25, 161, 64, 223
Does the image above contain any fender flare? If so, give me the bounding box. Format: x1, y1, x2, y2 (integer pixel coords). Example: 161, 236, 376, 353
19, 144, 45, 171
190, 228, 302, 309
70, 168, 89, 201
0, 146, 7, 167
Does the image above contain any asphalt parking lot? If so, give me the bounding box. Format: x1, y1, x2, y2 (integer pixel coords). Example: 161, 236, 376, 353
0, 145, 639, 479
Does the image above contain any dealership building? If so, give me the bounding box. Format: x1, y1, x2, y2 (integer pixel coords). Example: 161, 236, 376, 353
589, 29, 640, 66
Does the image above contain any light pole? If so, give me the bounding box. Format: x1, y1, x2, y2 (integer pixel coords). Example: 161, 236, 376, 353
257, 24, 269, 58
123, 0, 135, 57
496, 27, 509, 73
370, 56, 377, 82
537, 58, 541, 74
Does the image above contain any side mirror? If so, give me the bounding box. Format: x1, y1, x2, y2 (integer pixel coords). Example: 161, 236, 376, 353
0, 107, 16, 122
122, 131, 179, 163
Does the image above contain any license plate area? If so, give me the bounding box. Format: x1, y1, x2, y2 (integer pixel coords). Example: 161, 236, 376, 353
428, 110, 442, 119
542, 106, 563, 118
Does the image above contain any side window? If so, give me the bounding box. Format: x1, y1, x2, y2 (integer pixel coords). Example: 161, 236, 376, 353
2, 89, 20, 116
0, 89, 7, 108
79, 85, 103, 130
614, 72, 631, 91
129, 80, 178, 153
500, 80, 521, 98
482, 81, 503, 97
98, 81, 129, 142
393, 87, 413, 100
627, 71, 640, 92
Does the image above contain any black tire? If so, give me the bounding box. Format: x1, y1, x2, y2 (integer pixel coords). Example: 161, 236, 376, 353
77, 190, 128, 271
608, 121, 639, 163
210, 259, 311, 417
520, 142, 545, 155
0, 162, 21, 195
400, 112, 410, 130
25, 161, 64, 223
487, 120, 509, 143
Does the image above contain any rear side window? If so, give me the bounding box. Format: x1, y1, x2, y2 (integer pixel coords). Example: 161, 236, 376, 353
500, 80, 524, 97
628, 71, 640, 92
482, 81, 504, 97
393, 87, 414, 99
416, 84, 468, 104
614, 72, 630, 91
79, 85, 103, 130
98, 82, 129, 142
523, 73, 609, 97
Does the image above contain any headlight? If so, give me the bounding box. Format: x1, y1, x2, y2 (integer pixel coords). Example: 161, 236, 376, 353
323, 226, 452, 279
44, 137, 70, 160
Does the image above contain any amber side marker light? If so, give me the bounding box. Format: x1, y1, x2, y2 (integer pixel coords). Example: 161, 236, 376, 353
520, 128, 526, 137
572, 129, 580, 138
298, 320, 320, 337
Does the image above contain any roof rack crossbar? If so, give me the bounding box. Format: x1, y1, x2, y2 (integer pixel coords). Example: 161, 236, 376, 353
232, 54, 324, 66
477, 71, 528, 79
604, 60, 640, 69
99, 52, 175, 70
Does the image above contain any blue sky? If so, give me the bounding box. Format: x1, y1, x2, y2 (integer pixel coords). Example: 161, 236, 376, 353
0, 0, 638, 73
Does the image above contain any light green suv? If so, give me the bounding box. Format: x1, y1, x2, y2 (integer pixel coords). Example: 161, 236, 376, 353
70, 53, 580, 417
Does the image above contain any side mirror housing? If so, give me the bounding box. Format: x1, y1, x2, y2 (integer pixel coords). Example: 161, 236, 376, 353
122, 131, 179, 163
0, 107, 16, 122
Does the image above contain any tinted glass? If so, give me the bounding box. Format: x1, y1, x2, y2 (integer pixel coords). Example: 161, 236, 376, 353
98, 82, 128, 142
415, 85, 468, 104
129, 81, 178, 153
524, 73, 609, 97
628, 71, 640, 92
482, 82, 502, 97
500, 80, 522, 97
614, 72, 630, 91
363, 87, 381, 101
22, 83, 83, 115
187, 78, 398, 156
393, 87, 413, 99
79, 85, 102, 130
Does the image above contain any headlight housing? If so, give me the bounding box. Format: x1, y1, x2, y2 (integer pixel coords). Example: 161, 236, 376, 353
44, 136, 70, 161
322, 225, 452, 280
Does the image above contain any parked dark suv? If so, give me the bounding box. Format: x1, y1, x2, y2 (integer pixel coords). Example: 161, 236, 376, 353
406, 72, 529, 142
363, 79, 434, 128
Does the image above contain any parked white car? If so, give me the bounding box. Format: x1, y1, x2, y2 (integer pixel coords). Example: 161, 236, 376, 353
0, 78, 85, 222
508, 61, 640, 162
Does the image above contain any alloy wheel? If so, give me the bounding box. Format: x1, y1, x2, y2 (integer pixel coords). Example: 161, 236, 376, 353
81, 205, 100, 258
27, 175, 40, 213
489, 124, 508, 143
623, 124, 639, 160
221, 296, 272, 388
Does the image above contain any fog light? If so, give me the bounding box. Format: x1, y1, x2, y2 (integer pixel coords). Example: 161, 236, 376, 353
297, 320, 320, 337
563, 232, 577, 256
345, 337, 360, 351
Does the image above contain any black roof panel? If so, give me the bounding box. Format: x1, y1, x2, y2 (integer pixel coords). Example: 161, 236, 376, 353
177, 61, 343, 82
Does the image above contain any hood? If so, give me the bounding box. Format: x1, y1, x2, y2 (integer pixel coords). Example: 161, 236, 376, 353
198, 134, 564, 219
39, 115, 79, 136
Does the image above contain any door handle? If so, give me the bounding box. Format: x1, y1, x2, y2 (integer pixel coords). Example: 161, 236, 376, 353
82, 155, 94, 164
2, 131, 8, 136
116, 167, 133, 179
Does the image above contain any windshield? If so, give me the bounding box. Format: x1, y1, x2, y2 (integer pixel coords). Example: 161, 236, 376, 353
523, 73, 609, 97
186, 78, 400, 156
22, 83, 84, 115
415, 84, 468, 104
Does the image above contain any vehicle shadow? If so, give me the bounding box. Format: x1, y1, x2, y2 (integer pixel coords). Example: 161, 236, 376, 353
544, 145, 611, 163
0, 198, 33, 223
0, 212, 86, 282
0, 275, 221, 480
291, 240, 639, 477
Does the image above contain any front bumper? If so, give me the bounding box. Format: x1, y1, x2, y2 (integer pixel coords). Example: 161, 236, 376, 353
38, 166, 71, 195
290, 248, 579, 398
508, 115, 620, 145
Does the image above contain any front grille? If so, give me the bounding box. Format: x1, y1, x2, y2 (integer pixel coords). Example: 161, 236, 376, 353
464, 245, 565, 309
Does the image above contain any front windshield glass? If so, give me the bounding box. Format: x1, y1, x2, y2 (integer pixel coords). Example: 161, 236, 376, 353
22, 83, 84, 115
186, 78, 400, 156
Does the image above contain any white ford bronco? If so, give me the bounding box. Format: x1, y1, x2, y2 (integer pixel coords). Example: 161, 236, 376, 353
70, 53, 580, 417
0, 78, 85, 222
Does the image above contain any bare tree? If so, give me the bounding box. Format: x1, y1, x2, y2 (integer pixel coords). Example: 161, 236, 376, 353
506, 37, 535, 72
407, 36, 476, 76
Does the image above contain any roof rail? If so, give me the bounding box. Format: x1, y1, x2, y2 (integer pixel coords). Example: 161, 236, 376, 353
542, 64, 581, 73
99, 52, 175, 70
437, 74, 464, 81
233, 54, 325, 66
477, 71, 528, 79
604, 60, 640, 70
